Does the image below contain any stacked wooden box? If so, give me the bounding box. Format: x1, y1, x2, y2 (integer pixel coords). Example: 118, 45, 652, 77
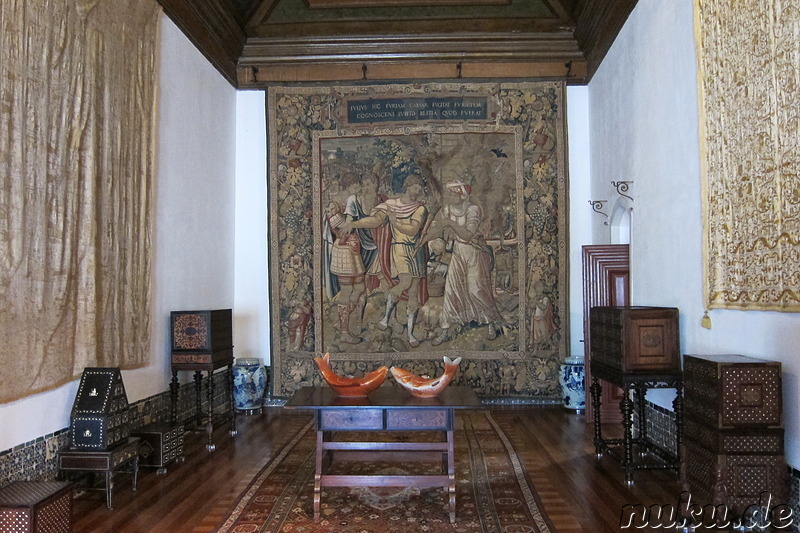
682, 354, 787, 514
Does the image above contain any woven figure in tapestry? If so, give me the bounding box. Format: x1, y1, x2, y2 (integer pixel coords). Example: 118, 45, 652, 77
325, 201, 367, 344
287, 273, 312, 351
420, 180, 501, 345
343, 174, 429, 347
322, 173, 382, 344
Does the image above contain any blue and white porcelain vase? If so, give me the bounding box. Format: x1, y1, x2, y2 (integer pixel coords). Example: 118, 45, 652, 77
232, 357, 267, 414
559, 356, 586, 411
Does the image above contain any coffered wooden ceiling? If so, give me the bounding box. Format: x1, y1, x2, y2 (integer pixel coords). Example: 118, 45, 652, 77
156, 0, 638, 88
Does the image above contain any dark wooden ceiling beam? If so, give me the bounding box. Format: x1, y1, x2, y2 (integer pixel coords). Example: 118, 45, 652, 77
573, 0, 638, 78
157, 0, 248, 85
246, 0, 282, 30
304, 0, 512, 7
544, 0, 571, 21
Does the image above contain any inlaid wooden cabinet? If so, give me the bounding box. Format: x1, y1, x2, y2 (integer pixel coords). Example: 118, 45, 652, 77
683, 354, 782, 429
69, 368, 130, 450
682, 354, 787, 515
132, 422, 185, 475
589, 306, 680, 372
170, 309, 233, 368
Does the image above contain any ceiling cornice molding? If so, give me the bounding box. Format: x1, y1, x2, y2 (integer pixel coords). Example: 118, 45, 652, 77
156, 0, 638, 88
248, 19, 568, 38
236, 33, 585, 85
238, 60, 587, 86
239, 32, 584, 64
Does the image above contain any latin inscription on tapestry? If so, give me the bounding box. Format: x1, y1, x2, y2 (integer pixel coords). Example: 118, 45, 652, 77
268, 82, 568, 398
347, 97, 489, 123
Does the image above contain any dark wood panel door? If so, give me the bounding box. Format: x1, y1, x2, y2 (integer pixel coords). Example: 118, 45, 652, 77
581, 244, 630, 423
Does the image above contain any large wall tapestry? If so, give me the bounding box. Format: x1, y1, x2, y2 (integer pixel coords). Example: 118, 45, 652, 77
268, 82, 568, 398
696, 0, 800, 310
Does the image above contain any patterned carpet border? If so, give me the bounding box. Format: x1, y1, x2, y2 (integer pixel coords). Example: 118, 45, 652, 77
212, 411, 554, 533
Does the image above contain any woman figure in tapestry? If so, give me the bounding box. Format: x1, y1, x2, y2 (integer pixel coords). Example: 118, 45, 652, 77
342, 174, 429, 347
420, 179, 501, 345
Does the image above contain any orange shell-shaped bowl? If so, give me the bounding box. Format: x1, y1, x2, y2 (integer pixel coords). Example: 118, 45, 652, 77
390, 356, 462, 398
313, 353, 388, 397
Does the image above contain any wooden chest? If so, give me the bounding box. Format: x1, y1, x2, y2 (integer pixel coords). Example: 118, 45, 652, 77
58, 437, 140, 473
69, 368, 131, 450
132, 422, 185, 474
0, 481, 72, 533
683, 439, 787, 515
683, 417, 784, 455
681, 353, 786, 516
589, 306, 680, 372
683, 354, 782, 429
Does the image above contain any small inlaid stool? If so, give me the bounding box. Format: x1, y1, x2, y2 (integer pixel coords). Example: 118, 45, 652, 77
57, 437, 140, 509
0, 480, 72, 533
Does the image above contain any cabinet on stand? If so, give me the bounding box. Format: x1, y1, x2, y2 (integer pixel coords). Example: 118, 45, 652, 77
589, 306, 683, 485
169, 309, 237, 451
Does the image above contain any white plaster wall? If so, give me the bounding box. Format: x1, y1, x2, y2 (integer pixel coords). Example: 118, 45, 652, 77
566, 86, 592, 356
589, 0, 800, 467
234, 91, 270, 365
151, 15, 237, 381
0, 15, 237, 452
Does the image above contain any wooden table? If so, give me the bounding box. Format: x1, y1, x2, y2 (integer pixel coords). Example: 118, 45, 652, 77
590, 360, 683, 485
57, 437, 140, 509
284, 385, 481, 523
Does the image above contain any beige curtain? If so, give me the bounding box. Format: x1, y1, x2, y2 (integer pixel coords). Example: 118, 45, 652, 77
697, 0, 800, 310
0, 0, 160, 403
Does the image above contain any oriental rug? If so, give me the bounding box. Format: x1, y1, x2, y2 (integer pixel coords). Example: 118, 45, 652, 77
211, 411, 553, 533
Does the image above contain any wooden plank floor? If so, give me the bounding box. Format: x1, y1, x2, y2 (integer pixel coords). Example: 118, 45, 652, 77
70, 406, 684, 532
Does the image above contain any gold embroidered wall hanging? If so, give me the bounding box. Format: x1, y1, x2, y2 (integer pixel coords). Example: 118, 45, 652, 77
696, 0, 800, 310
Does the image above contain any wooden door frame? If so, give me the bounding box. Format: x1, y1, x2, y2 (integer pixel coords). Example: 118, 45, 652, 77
582, 244, 630, 423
